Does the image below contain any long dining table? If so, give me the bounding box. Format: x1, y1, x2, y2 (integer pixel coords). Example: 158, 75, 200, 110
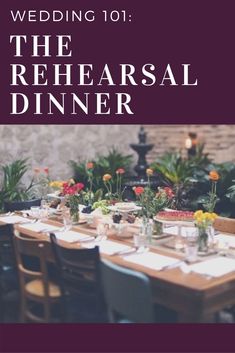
1, 214, 235, 323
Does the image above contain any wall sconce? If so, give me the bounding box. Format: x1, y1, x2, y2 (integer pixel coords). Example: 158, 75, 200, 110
185, 132, 197, 158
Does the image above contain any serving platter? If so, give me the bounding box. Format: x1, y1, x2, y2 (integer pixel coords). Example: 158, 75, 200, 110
108, 204, 142, 213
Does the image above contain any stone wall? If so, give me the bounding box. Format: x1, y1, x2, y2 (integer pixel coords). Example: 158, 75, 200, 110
0, 125, 139, 181
0, 124, 234, 183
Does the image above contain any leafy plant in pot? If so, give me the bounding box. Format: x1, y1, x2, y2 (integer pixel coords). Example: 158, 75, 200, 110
0, 159, 41, 212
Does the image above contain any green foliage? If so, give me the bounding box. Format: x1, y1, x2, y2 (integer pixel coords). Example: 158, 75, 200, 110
226, 182, 235, 203
150, 146, 235, 217
0, 159, 37, 210
69, 148, 133, 194
150, 151, 197, 209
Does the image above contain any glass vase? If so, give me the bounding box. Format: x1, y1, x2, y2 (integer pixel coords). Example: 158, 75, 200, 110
70, 208, 79, 224
197, 227, 209, 253
141, 217, 153, 244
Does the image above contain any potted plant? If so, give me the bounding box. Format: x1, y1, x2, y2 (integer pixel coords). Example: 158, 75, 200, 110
0, 159, 41, 212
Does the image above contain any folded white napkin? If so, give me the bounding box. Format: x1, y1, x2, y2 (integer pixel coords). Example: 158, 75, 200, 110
215, 234, 235, 248
124, 251, 180, 271
53, 231, 94, 243
19, 222, 61, 233
83, 240, 131, 255
190, 257, 235, 277
0, 215, 29, 224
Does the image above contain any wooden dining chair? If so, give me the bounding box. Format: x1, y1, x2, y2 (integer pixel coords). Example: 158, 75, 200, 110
214, 216, 235, 234
50, 233, 106, 322
13, 230, 62, 323
101, 259, 155, 323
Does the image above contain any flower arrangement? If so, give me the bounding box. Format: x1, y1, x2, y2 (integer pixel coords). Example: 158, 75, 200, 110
62, 179, 84, 223
203, 170, 220, 212
133, 169, 174, 220
194, 210, 218, 252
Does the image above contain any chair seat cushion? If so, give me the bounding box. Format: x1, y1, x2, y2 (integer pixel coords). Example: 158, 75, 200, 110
25, 279, 61, 298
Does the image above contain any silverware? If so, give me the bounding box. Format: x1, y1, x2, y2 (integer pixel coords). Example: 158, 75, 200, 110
160, 260, 184, 271
78, 236, 96, 243
111, 247, 137, 256
117, 247, 149, 257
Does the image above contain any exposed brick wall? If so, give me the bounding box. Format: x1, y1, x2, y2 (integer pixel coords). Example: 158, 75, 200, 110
144, 125, 235, 164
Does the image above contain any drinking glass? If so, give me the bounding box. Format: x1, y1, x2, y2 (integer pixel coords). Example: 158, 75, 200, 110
39, 199, 49, 220
96, 222, 108, 240
31, 206, 40, 219
134, 232, 148, 250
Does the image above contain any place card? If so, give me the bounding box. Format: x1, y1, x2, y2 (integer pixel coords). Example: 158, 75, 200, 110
124, 251, 180, 271
190, 257, 235, 277
0, 215, 30, 224
83, 240, 131, 255
19, 222, 61, 233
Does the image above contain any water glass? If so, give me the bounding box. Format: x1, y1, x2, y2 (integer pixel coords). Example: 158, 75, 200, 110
40, 199, 49, 220
134, 232, 148, 249
31, 206, 40, 219
96, 222, 108, 240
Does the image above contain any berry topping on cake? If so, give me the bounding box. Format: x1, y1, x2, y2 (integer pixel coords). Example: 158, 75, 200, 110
156, 210, 194, 222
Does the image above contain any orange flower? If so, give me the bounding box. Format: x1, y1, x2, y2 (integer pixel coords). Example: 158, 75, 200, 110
209, 170, 219, 181
146, 168, 153, 176
103, 174, 112, 182
116, 168, 125, 175
133, 186, 145, 195
86, 162, 94, 170
34, 167, 40, 174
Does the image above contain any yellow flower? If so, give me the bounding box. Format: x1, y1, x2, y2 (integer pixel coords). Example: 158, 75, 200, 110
196, 216, 203, 223
49, 181, 64, 189
194, 210, 203, 219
